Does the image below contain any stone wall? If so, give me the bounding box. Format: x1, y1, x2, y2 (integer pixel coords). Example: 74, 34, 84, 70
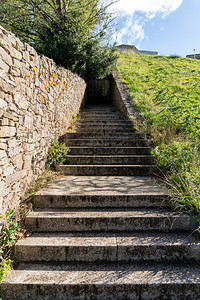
111, 71, 143, 130
0, 25, 86, 223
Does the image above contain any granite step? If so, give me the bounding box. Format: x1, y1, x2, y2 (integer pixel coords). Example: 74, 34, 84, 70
3, 262, 200, 300
66, 139, 149, 147
25, 208, 192, 233
65, 132, 145, 139
75, 123, 134, 127
34, 194, 170, 209
78, 115, 125, 120
76, 120, 134, 125
57, 164, 153, 176
74, 126, 136, 132
33, 176, 170, 209
64, 155, 154, 165
68, 147, 151, 155
14, 232, 200, 263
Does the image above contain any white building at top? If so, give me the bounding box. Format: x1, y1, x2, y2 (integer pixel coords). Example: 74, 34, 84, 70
116, 44, 159, 55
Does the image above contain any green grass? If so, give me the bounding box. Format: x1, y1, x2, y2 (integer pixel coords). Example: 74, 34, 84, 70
117, 53, 200, 224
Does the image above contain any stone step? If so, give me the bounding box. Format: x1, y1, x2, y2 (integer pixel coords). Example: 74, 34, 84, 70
80, 111, 123, 114
14, 232, 200, 263
33, 176, 170, 209
76, 120, 133, 125
66, 139, 149, 147
57, 165, 153, 176
65, 132, 145, 139
25, 208, 192, 232
74, 126, 136, 133
64, 155, 154, 165
69, 147, 151, 155
73, 129, 137, 135
80, 112, 123, 116
78, 115, 126, 120
34, 194, 170, 209
75, 123, 134, 127
3, 262, 200, 299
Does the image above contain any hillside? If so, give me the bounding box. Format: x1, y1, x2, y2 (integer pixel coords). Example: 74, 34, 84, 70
117, 53, 200, 220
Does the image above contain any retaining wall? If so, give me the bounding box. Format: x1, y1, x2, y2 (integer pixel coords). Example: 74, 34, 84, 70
0, 25, 86, 222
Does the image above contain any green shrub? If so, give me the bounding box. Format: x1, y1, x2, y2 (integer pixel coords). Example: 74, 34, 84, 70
0, 210, 22, 283
45, 137, 70, 170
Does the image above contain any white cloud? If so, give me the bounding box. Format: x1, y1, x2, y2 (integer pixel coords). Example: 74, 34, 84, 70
117, 17, 145, 45
114, 0, 183, 45
113, 0, 183, 18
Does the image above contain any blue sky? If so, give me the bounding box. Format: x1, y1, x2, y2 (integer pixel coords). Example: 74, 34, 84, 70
113, 0, 200, 57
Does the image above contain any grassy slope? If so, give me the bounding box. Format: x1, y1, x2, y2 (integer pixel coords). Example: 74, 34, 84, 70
117, 53, 200, 220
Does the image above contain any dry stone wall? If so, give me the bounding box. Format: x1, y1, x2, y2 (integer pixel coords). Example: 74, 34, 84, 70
0, 25, 86, 223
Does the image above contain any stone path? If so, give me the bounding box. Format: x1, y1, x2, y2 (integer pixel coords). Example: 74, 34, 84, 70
2, 105, 200, 299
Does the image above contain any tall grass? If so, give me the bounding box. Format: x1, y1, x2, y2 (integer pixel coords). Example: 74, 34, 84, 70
117, 53, 200, 223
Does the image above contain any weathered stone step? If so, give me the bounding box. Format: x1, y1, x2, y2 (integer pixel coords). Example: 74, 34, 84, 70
25, 208, 192, 232
78, 115, 125, 120
76, 120, 133, 125
64, 155, 154, 165
34, 175, 170, 208
3, 262, 200, 299
74, 126, 135, 133
66, 139, 149, 147
74, 129, 137, 135
80, 110, 122, 114
15, 232, 200, 263
34, 194, 170, 209
57, 165, 153, 176
69, 147, 151, 155
75, 123, 134, 127
65, 132, 145, 139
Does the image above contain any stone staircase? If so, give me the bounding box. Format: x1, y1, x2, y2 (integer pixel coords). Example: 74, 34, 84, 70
2, 105, 200, 299
59, 107, 152, 176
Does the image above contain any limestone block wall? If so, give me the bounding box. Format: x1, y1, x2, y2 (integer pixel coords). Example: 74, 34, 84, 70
0, 25, 86, 221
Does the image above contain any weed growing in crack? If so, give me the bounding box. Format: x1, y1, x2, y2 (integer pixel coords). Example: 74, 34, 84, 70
45, 136, 70, 170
